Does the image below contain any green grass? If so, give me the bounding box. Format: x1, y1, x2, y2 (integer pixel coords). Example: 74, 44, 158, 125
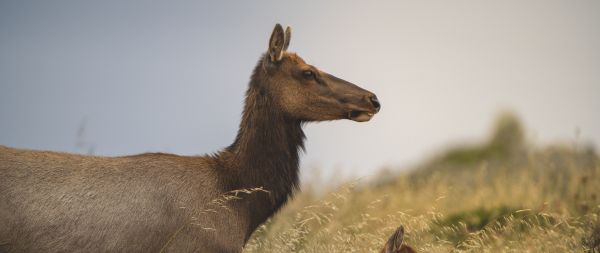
243, 113, 600, 252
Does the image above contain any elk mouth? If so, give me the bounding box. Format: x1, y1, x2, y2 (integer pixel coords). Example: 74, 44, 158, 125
348, 110, 375, 122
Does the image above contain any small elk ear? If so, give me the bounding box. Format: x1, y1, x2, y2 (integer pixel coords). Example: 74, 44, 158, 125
283, 26, 291, 51
384, 226, 406, 253
268, 23, 286, 62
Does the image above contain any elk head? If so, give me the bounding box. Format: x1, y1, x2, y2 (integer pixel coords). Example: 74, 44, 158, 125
258, 24, 380, 122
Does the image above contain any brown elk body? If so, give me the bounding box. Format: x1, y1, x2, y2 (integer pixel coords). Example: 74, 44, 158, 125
0, 24, 380, 252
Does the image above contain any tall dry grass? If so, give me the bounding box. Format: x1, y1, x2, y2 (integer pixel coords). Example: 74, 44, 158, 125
244, 113, 600, 252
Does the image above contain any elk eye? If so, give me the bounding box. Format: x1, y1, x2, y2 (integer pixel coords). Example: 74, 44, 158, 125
302, 70, 315, 80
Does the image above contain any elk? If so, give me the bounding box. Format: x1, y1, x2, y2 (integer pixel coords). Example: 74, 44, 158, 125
381, 226, 417, 253
0, 24, 380, 252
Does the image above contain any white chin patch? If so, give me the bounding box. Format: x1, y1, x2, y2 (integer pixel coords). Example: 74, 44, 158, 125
349, 112, 374, 122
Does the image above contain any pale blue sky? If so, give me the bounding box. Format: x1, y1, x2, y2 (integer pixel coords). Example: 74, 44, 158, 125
1, 1, 599, 180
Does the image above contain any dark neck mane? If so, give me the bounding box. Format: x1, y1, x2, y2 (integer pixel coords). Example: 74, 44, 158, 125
223, 61, 305, 231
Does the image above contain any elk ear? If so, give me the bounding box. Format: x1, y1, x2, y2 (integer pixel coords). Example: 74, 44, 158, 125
384, 226, 406, 253
268, 24, 286, 62
283, 26, 291, 51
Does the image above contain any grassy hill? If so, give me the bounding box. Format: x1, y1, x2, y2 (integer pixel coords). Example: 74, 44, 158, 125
244, 113, 600, 252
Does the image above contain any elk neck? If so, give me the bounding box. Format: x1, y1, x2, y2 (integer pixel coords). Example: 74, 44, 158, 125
224, 62, 306, 209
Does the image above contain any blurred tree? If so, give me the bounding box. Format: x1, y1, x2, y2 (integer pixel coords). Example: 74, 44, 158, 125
430, 111, 526, 167
487, 111, 525, 158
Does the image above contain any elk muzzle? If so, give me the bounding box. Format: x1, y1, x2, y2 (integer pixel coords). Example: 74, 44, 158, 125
324, 73, 381, 122
345, 93, 381, 122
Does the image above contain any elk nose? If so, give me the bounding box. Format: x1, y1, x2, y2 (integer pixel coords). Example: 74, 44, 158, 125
369, 95, 381, 112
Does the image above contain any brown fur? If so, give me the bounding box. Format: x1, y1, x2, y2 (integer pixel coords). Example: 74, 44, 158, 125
381, 226, 417, 253
0, 24, 379, 253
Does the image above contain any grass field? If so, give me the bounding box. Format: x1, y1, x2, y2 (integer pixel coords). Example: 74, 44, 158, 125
244, 113, 600, 252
